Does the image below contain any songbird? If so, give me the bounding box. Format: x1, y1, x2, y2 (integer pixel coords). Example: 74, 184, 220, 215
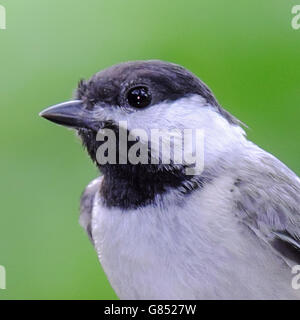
40, 60, 300, 299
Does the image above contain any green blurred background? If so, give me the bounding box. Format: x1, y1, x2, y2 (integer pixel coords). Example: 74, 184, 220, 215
0, 0, 299, 299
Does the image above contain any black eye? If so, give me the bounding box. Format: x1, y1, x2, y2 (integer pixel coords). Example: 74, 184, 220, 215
127, 86, 151, 108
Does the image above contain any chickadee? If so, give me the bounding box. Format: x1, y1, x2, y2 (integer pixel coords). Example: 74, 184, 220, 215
40, 60, 300, 299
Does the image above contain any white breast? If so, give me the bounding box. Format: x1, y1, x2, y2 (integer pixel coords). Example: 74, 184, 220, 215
90, 174, 297, 299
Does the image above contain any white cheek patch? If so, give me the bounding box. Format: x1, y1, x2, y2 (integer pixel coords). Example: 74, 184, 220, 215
93, 95, 246, 173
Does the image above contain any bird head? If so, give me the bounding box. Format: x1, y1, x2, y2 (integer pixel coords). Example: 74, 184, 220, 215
40, 60, 245, 182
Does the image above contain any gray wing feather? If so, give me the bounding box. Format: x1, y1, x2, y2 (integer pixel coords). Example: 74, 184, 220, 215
79, 176, 103, 244
234, 149, 300, 266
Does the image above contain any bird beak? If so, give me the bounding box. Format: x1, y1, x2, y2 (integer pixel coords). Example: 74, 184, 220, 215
39, 100, 96, 130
